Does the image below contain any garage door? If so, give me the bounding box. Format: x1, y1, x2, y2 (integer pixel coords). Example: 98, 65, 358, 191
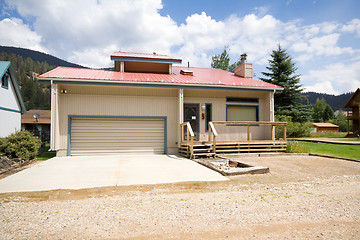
70, 117, 165, 155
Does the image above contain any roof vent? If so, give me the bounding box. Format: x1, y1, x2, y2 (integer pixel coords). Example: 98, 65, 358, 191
180, 69, 193, 76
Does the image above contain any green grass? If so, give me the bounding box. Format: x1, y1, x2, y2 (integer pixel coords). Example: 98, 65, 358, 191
308, 132, 347, 138
36, 151, 56, 161
36, 142, 56, 161
297, 142, 360, 160
339, 138, 360, 141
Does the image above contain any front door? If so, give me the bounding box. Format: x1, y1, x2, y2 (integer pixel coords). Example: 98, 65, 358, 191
184, 103, 199, 141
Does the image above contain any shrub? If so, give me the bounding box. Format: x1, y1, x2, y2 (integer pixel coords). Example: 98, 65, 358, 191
286, 141, 308, 153
0, 131, 41, 160
275, 115, 312, 138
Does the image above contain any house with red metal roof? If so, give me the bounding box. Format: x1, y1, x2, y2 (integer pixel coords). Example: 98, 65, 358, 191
39, 52, 285, 158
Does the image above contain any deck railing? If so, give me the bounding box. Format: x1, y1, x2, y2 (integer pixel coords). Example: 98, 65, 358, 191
180, 122, 194, 158
208, 121, 287, 155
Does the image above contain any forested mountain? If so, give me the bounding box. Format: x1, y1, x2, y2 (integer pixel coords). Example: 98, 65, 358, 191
0, 46, 83, 68
0, 52, 54, 110
0, 47, 87, 110
300, 92, 354, 111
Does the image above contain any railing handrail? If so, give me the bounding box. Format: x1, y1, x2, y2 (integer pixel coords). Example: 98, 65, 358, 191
210, 121, 287, 141
180, 122, 194, 158
209, 122, 218, 136
211, 121, 287, 126
186, 122, 194, 137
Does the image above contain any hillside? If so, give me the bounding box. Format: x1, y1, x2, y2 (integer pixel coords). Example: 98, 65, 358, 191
0, 46, 84, 68
301, 92, 354, 111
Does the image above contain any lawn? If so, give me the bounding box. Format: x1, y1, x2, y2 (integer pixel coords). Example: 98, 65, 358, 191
36, 142, 56, 160
297, 141, 360, 160
36, 151, 56, 161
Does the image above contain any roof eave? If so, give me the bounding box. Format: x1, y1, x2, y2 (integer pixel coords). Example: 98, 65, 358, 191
344, 88, 360, 108
38, 77, 284, 91
4, 63, 26, 113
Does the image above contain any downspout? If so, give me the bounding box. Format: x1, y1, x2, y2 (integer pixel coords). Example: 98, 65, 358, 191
178, 88, 184, 147
49, 80, 56, 151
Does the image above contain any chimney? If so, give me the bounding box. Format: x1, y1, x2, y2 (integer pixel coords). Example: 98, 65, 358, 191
234, 53, 253, 78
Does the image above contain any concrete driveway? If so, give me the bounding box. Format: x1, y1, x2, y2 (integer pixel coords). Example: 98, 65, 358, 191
0, 155, 228, 193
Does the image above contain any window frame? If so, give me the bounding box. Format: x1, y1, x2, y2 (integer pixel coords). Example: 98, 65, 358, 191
1, 72, 9, 89
226, 104, 259, 125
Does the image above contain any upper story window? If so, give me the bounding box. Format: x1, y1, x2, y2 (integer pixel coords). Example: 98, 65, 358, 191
1, 72, 9, 89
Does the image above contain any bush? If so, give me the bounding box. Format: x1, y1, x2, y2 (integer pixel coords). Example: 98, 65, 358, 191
286, 141, 308, 153
275, 115, 312, 138
0, 131, 41, 160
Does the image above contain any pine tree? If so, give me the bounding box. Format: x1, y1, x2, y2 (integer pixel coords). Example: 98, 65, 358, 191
260, 44, 310, 122
260, 44, 303, 107
211, 46, 230, 71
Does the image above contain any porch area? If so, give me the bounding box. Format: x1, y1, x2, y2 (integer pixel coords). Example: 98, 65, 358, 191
179, 121, 288, 159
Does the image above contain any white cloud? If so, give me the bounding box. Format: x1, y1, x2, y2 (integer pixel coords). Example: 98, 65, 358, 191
1, 1, 359, 94
302, 62, 360, 95
342, 18, 360, 37
4, 0, 182, 67
0, 17, 46, 52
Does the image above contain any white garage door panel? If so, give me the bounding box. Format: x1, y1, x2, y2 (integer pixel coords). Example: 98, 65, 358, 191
71, 118, 165, 155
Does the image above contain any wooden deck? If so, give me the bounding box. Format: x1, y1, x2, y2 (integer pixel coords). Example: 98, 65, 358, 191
180, 121, 288, 159
179, 140, 287, 158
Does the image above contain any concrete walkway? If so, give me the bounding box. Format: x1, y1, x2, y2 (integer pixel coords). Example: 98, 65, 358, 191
0, 155, 228, 193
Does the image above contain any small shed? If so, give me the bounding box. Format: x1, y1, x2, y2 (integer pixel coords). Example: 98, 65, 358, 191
312, 123, 339, 133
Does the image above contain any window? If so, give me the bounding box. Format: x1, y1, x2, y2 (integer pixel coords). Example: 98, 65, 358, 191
1, 72, 9, 89
227, 105, 258, 122
205, 103, 212, 132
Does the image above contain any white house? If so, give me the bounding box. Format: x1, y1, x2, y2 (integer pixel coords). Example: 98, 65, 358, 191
0, 61, 26, 138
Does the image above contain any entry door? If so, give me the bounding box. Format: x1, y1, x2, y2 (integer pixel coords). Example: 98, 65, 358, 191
184, 103, 199, 141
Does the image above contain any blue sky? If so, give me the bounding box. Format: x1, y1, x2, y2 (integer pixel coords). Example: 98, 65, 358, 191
0, 0, 359, 94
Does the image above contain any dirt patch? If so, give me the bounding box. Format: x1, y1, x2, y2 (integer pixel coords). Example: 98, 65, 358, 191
0, 154, 359, 239
0, 156, 39, 180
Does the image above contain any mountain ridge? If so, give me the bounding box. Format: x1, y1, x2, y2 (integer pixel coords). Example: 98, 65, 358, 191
0, 45, 84, 68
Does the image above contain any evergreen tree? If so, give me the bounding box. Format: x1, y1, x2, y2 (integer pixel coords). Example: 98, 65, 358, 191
312, 98, 334, 122
0, 52, 54, 110
260, 44, 310, 122
260, 44, 303, 108
324, 105, 334, 122
211, 46, 245, 73
211, 46, 230, 71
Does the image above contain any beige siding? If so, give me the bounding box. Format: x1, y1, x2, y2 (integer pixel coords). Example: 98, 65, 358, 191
55, 84, 274, 156
56, 85, 178, 156
71, 118, 164, 155
183, 89, 272, 141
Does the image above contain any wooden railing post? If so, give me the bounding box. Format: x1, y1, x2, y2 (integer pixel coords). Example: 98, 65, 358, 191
208, 122, 211, 142
271, 124, 274, 140
181, 124, 184, 144
190, 136, 194, 159
283, 125, 287, 140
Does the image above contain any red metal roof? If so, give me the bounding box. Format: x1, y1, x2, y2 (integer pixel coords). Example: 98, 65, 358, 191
110, 52, 182, 62
39, 66, 282, 89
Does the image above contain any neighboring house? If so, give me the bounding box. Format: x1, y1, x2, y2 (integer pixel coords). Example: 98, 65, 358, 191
39, 52, 283, 157
0, 61, 26, 138
21, 109, 51, 143
345, 88, 360, 136
312, 123, 339, 133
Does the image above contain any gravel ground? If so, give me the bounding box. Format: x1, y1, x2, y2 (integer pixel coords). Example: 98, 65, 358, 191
1, 155, 360, 239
